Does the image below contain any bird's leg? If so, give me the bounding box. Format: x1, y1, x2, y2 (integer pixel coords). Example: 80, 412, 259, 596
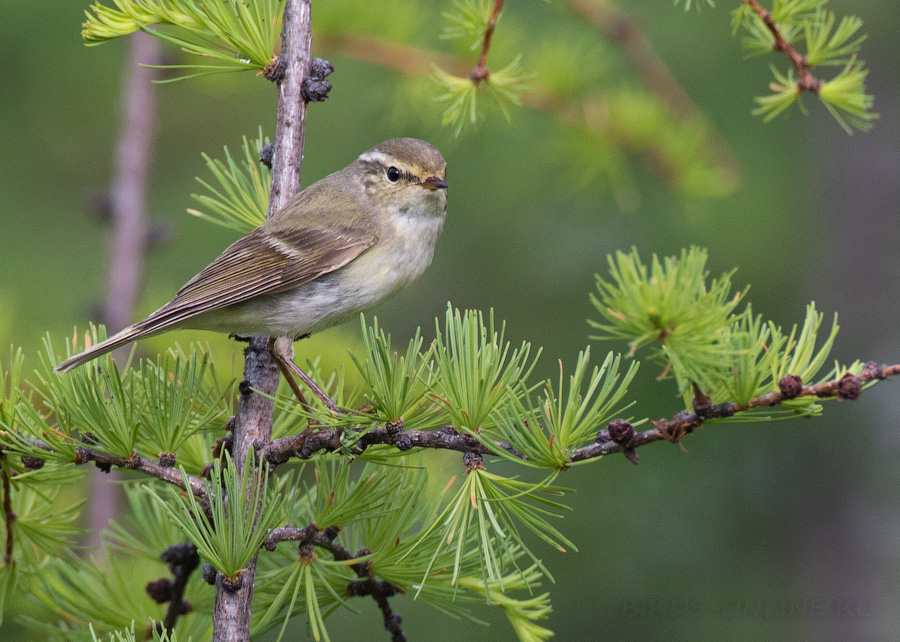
233, 332, 317, 411
271, 335, 345, 414
274, 357, 313, 413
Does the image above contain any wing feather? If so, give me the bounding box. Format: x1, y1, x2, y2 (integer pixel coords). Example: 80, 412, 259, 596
133, 216, 377, 333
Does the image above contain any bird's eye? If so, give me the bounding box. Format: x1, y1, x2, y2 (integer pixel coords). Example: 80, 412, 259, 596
386, 166, 401, 182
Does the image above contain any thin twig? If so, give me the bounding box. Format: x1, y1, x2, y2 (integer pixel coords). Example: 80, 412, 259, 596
349, 577, 406, 642
264, 524, 352, 559
160, 543, 201, 635
264, 524, 318, 549
2, 465, 14, 565
262, 424, 521, 466
469, 0, 504, 83
571, 362, 899, 461
264, 524, 406, 642
11, 437, 210, 499
260, 362, 899, 466
743, 0, 821, 93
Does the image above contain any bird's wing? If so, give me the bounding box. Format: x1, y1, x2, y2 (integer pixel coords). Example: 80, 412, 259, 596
134, 217, 378, 332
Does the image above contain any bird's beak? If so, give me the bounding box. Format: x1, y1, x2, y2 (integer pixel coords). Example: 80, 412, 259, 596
421, 176, 449, 190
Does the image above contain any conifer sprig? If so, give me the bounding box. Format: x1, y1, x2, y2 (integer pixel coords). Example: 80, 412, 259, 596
82, 0, 283, 79
188, 131, 272, 234
733, 0, 877, 132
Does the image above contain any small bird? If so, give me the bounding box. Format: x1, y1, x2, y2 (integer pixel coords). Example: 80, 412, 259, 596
56, 138, 448, 405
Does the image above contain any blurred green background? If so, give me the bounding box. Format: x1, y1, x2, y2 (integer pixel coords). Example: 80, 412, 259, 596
1, 0, 899, 640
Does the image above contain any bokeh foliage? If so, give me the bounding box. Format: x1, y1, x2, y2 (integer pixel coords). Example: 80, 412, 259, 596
0, 0, 896, 641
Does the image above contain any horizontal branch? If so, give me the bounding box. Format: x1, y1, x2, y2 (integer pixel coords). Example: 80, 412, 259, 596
86, 449, 209, 497
264, 524, 352, 559
262, 362, 899, 467
8, 364, 895, 493
261, 424, 520, 466
571, 361, 899, 461
13, 437, 209, 498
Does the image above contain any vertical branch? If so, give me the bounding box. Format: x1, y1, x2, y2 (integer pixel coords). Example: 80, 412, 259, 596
104, 31, 161, 340
1, 465, 14, 565
230, 0, 313, 472
214, 1, 313, 641
87, 30, 162, 551
267, 0, 313, 217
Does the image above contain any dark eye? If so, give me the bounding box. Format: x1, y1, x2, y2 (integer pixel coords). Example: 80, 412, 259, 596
386, 166, 401, 182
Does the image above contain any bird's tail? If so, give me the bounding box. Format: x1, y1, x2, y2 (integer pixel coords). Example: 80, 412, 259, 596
55, 323, 162, 373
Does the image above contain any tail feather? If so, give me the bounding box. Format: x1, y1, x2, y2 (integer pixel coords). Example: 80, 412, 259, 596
55, 323, 161, 373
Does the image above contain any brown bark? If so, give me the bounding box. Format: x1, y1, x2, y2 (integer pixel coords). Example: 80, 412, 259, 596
212, 1, 313, 640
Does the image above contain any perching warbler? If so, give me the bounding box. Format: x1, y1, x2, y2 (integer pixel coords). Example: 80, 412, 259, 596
56, 138, 449, 388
